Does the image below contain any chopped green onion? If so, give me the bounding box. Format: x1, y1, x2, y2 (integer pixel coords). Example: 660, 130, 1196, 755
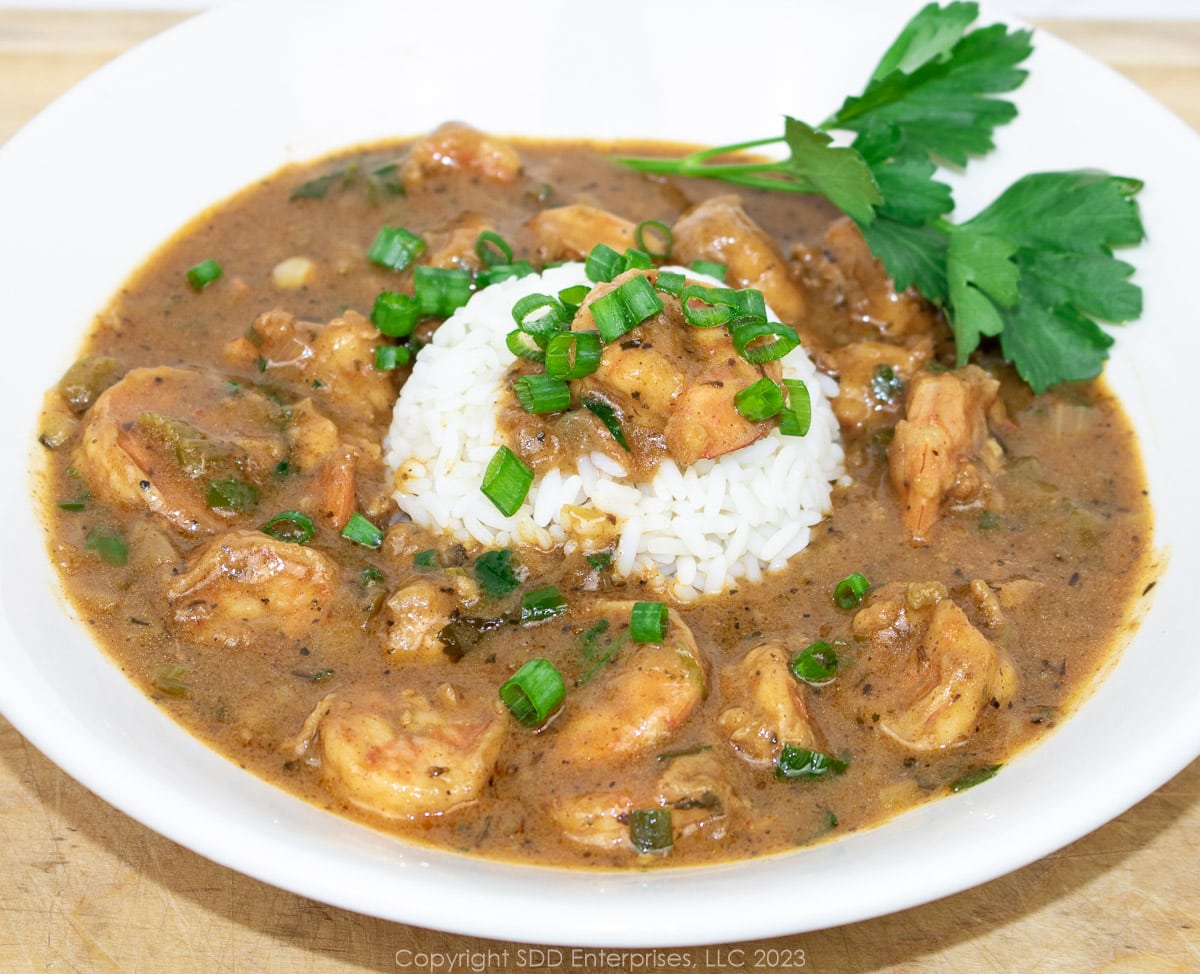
205, 477, 259, 514
505, 329, 546, 363
775, 745, 849, 781
520, 585, 568, 624
513, 373, 571, 414
544, 331, 602, 379
58, 497, 88, 512
341, 511, 383, 549
581, 395, 630, 451
630, 601, 668, 643
154, 664, 192, 698
950, 764, 1002, 793
412, 549, 439, 569
780, 379, 812, 437
789, 640, 839, 684
371, 290, 420, 337
186, 258, 223, 290
373, 344, 411, 370
557, 284, 591, 313
978, 510, 1001, 531
679, 283, 734, 328
474, 548, 520, 598
261, 509, 316, 544
474, 230, 513, 267
732, 288, 767, 319
629, 808, 673, 853
870, 364, 903, 404
585, 550, 613, 571
86, 530, 128, 566
621, 247, 654, 270
734, 378, 785, 422
511, 292, 569, 341
585, 243, 625, 283
730, 316, 801, 364
654, 271, 686, 296
414, 265, 472, 318
690, 259, 726, 281
361, 565, 385, 585
367, 225, 426, 271
590, 274, 664, 342
481, 446, 534, 516
499, 658, 566, 728
476, 260, 537, 287
634, 220, 673, 259
833, 571, 871, 610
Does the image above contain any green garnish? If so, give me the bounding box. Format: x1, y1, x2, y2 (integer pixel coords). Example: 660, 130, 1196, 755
949, 763, 1002, 792
186, 258, 223, 290
205, 477, 258, 514
734, 377, 785, 422
340, 511, 383, 549
789, 640, 840, 684
581, 395, 631, 451
520, 585, 569, 624
367, 225, 425, 271
414, 265, 472, 318
86, 529, 128, 566
480, 445, 534, 516
630, 601, 668, 643
629, 808, 673, 854
474, 229, 514, 267
615, 2, 1144, 393
499, 658, 566, 728
371, 290, 420, 337
473, 548, 521, 599
513, 373, 571, 414
544, 331, 602, 380
412, 549, 439, 569
260, 509, 316, 545
779, 379, 812, 437
589, 274, 664, 341
775, 745, 850, 781
373, 344, 411, 371
833, 571, 871, 609
634, 220, 673, 259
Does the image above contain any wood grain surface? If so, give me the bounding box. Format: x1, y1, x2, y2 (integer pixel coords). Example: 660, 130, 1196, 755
2, 10, 1198, 973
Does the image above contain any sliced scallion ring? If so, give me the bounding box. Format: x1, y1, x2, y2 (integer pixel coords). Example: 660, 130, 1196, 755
261, 509, 316, 545
654, 270, 686, 296
205, 477, 258, 514
679, 283, 734, 328
690, 259, 726, 281
734, 377, 785, 422
499, 658, 566, 728
634, 220, 673, 260
789, 640, 839, 684
481, 446, 534, 516
833, 571, 871, 609
476, 260, 537, 288
513, 373, 571, 414
367, 225, 426, 271
505, 328, 546, 363
585, 243, 625, 283
581, 395, 630, 451
590, 274, 664, 342
186, 258, 223, 290
780, 379, 812, 436
474, 230, 513, 268
341, 511, 384, 549
730, 316, 801, 364
630, 601, 668, 643
371, 290, 420, 337
544, 330, 602, 379
414, 265, 472, 318
373, 344, 411, 371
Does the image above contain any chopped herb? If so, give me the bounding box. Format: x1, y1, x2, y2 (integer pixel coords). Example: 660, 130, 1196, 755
790, 640, 839, 684
949, 763, 1002, 792
205, 478, 258, 514
413, 549, 439, 569
499, 658, 566, 728
833, 571, 871, 609
473, 548, 521, 599
775, 745, 850, 781
520, 585, 569, 624
629, 808, 673, 854
368, 225, 426, 271
154, 665, 193, 698
261, 509, 316, 545
85, 530, 128, 566
341, 512, 383, 549
186, 258, 223, 290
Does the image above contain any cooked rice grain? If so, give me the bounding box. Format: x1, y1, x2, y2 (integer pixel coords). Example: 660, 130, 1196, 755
385, 263, 845, 601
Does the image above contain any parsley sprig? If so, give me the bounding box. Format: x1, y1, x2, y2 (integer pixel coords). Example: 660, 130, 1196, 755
617, 1, 1145, 393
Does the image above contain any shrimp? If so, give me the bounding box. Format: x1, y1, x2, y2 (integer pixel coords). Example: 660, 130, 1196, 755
670, 194, 807, 324
398, 122, 523, 189
379, 579, 460, 662
794, 217, 932, 338
552, 751, 732, 850
718, 641, 822, 768
225, 309, 396, 431
77, 366, 290, 534
850, 581, 1018, 752
572, 270, 780, 466
528, 204, 637, 263
888, 364, 1004, 544
166, 529, 336, 648
821, 336, 934, 431
549, 601, 707, 764
289, 683, 507, 820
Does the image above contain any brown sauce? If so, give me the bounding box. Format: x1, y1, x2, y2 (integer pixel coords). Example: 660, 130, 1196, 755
34, 129, 1155, 868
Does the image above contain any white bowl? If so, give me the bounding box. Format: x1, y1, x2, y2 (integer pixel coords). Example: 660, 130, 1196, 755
1, 0, 1198, 947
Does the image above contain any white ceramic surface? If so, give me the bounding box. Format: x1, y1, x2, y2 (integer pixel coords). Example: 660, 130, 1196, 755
1, 0, 1198, 947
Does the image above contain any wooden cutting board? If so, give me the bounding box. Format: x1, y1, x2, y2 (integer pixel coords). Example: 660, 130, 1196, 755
2, 10, 1198, 973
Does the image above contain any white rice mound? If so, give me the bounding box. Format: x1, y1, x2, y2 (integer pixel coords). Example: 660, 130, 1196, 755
384, 263, 846, 602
